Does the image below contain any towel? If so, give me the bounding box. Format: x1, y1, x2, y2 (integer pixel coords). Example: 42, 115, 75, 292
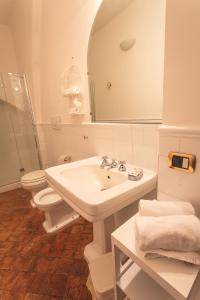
144, 249, 200, 266
135, 215, 200, 252
139, 199, 195, 217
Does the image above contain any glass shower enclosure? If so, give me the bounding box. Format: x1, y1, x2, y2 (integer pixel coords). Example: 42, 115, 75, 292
0, 72, 41, 189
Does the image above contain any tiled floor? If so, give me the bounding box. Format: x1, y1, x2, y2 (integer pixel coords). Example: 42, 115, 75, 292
0, 188, 93, 300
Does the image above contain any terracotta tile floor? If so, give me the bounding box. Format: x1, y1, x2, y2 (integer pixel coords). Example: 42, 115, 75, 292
0, 188, 93, 300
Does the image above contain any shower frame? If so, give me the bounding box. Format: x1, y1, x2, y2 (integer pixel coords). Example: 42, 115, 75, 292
0, 72, 42, 192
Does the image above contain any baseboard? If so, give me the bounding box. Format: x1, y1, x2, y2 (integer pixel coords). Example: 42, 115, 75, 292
0, 182, 21, 193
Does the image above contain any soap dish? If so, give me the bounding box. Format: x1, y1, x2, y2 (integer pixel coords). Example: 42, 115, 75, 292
128, 168, 143, 181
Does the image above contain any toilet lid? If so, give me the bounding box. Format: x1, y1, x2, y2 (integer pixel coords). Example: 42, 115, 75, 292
21, 170, 46, 183
34, 187, 62, 207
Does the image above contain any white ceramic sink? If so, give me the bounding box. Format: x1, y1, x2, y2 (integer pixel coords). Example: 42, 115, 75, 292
61, 165, 127, 192
45, 156, 157, 222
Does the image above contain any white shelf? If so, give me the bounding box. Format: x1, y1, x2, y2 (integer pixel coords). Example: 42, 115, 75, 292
63, 86, 81, 96
112, 214, 200, 300
68, 110, 86, 116
60, 65, 84, 116
118, 263, 173, 300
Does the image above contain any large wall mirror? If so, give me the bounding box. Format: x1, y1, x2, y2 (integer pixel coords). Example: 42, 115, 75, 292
88, 0, 166, 123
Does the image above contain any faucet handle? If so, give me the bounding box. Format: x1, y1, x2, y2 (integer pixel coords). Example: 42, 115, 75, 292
111, 158, 118, 168
118, 160, 126, 171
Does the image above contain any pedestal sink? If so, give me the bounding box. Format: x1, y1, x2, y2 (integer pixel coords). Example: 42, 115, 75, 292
45, 156, 157, 262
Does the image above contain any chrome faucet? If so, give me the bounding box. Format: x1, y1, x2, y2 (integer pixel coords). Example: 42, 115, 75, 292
100, 156, 118, 169
100, 156, 110, 168
109, 158, 118, 169
118, 160, 126, 172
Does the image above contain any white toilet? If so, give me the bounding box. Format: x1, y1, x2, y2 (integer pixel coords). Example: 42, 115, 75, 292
21, 170, 48, 207
33, 187, 79, 233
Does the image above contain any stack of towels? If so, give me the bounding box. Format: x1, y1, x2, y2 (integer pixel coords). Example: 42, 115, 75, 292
135, 200, 200, 265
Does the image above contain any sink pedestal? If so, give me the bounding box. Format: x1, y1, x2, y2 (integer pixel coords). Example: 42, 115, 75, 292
84, 201, 140, 263
84, 216, 115, 263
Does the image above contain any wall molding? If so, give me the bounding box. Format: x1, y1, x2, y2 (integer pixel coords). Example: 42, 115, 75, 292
35, 122, 160, 128
159, 125, 200, 138
0, 182, 21, 194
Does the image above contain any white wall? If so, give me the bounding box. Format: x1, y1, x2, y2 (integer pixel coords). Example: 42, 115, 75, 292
157, 1, 200, 211
163, 0, 200, 127
158, 126, 200, 216
10, 0, 42, 122
10, 1, 32, 75
89, 0, 165, 121
40, 0, 101, 124
39, 123, 159, 172
0, 24, 18, 73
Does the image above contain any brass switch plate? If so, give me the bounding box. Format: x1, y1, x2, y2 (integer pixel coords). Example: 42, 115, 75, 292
168, 151, 196, 173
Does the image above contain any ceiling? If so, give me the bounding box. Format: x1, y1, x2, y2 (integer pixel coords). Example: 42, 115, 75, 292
92, 0, 133, 34
0, 0, 15, 25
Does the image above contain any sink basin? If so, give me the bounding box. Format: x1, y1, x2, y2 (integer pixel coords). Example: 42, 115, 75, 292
45, 156, 157, 222
61, 165, 127, 192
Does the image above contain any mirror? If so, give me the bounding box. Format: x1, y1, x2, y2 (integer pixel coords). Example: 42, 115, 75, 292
88, 0, 166, 123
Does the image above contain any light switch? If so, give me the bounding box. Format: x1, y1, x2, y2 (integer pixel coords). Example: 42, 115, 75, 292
182, 157, 189, 169
168, 151, 196, 173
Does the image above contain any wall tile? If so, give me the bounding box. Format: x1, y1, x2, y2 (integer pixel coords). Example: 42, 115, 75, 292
158, 155, 200, 216
112, 125, 133, 163
38, 123, 159, 171
132, 124, 159, 171
180, 137, 200, 162
92, 137, 114, 157
159, 135, 180, 157
36, 125, 48, 168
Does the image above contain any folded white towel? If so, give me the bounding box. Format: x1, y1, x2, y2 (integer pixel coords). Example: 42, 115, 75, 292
144, 249, 200, 265
139, 199, 195, 217
135, 215, 200, 252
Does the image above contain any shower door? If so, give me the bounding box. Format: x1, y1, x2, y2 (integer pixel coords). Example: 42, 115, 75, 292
0, 73, 21, 186
0, 73, 40, 188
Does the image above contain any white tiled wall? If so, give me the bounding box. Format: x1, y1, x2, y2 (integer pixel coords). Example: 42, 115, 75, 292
37, 123, 200, 216
36, 124, 48, 168
158, 126, 200, 216
36, 123, 159, 172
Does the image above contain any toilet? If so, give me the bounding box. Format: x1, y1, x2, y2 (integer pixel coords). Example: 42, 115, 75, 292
21, 170, 48, 207
21, 155, 78, 233
34, 187, 79, 233
21, 155, 72, 207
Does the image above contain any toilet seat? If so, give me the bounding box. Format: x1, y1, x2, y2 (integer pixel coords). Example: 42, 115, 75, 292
21, 170, 48, 208
34, 187, 63, 209
21, 170, 46, 184
21, 170, 47, 191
